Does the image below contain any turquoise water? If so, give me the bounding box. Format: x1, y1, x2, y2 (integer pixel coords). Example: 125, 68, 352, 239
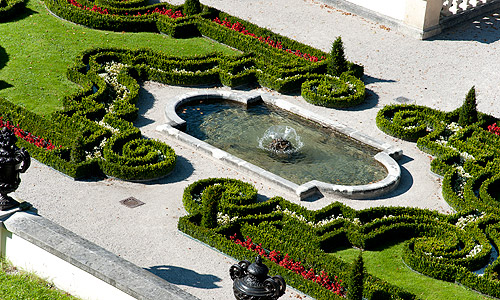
178, 100, 387, 185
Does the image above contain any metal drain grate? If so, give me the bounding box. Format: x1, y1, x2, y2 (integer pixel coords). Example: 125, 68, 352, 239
394, 96, 412, 103
119, 197, 144, 208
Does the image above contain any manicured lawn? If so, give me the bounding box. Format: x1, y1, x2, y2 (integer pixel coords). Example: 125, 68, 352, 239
0, 258, 79, 300
333, 242, 492, 300
0, 0, 237, 116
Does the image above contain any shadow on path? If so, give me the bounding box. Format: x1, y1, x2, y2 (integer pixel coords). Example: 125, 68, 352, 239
142, 155, 195, 185
369, 155, 414, 200
363, 74, 396, 85
76, 155, 194, 184
430, 10, 500, 43
146, 265, 222, 289
335, 87, 379, 111
135, 85, 157, 128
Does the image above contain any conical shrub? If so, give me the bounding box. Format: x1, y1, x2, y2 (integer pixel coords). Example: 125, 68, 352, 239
347, 251, 364, 300
328, 36, 348, 76
200, 184, 222, 228
458, 86, 478, 127
183, 0, 201, 16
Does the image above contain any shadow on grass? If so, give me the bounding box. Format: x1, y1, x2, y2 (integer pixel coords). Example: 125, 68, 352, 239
0, 46, 13, 91
1, 5, 38, 23
0, 80, 13, 91
0, 46, 7, 70
146, 265, 222, 289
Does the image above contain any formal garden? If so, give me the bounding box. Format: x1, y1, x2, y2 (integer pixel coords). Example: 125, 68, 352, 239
1, 0, 500, 298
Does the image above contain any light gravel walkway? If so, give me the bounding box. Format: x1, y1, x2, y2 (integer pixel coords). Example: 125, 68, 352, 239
12, 0, 500, 299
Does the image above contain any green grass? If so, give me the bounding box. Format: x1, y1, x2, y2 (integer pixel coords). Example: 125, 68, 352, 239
0, 258, 80, 300
0, 0, 237, 115
333, 242, 492, 300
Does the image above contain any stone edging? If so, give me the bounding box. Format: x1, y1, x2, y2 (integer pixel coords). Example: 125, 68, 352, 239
1, 211, 199, 300
157, 90, 402, 200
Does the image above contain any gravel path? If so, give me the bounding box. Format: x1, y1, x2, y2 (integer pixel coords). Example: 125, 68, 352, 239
12, 0, 500, 299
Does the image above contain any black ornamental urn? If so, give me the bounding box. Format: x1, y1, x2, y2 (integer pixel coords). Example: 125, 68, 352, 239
0, 127, 30, 211
230, 256, 286, 300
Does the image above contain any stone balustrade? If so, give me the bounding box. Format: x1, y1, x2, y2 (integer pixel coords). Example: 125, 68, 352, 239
323, 0, 500, 38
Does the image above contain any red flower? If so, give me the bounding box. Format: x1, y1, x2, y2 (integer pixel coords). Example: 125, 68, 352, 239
228, 234, 344, 296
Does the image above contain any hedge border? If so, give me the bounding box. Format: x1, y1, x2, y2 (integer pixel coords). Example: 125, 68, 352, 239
179, 178, 500, 299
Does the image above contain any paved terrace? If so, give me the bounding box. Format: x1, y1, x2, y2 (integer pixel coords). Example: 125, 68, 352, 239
13, 0, 500, 299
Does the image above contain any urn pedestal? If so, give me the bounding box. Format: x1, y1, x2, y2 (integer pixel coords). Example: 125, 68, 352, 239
0, 127, 31, 211
230, 256, 286, 300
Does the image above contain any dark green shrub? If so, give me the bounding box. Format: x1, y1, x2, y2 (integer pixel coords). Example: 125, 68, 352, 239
183, 0, 201, 16
458, 86, 478, 127
301, 74, 365, 108
328, 37, 347, 76
200, 184, 221, 228
347, 252, 364, 300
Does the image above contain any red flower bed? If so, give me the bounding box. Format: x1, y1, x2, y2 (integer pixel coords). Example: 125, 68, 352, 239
0, 118, 58, 150
67, 0, 184, 18
488, 123, 500, 136
213, 17, 324, 62
229, 234, 344, 296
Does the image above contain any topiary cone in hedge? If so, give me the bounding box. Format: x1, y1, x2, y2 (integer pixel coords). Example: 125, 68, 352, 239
328, 36, 348, 77
200, 184, 222, 228
347, 251, 364, 300
183, 0, 201, 16
458, 86, 478, 127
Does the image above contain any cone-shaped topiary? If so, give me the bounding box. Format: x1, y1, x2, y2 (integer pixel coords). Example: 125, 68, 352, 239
458, 86, 478, 127
347, 251, 364, 300
200, 184, 221, 228
183, 0, 201, 16
328, 36, 348, 76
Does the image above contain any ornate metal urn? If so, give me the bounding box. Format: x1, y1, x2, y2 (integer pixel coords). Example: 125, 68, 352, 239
0, 127, 30, 211
230, 256, 286, 300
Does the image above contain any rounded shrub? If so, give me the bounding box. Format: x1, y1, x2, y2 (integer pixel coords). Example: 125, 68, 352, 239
301, 74, 365, 108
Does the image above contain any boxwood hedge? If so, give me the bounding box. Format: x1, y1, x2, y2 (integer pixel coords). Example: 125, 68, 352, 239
179, 178, 500, 299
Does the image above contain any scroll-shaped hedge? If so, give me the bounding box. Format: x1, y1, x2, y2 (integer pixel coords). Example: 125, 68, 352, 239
100, 133, 176, 181
376, 103, 500, 215
43, 0, 364, 95
178, 178, 500, 299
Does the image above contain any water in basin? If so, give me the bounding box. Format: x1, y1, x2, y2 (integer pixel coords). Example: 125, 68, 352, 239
178, 100, 387, 186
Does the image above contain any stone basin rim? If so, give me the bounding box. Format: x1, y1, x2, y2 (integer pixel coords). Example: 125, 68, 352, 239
157, 90, 402, 200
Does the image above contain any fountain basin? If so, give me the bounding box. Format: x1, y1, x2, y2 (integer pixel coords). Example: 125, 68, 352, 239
156, 90, 402, 200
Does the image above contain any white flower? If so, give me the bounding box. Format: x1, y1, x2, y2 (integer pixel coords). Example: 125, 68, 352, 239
466, 244, 483, 258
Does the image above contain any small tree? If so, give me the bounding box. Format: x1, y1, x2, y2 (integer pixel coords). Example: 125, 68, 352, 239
328, 36, 348, 76
183, 0, 201, 16
458, 86, 478, 127
347, 251, 364, 300
200, 184, 222, 228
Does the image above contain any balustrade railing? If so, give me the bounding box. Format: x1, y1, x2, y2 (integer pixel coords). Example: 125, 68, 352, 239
441, 0, 496, 17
